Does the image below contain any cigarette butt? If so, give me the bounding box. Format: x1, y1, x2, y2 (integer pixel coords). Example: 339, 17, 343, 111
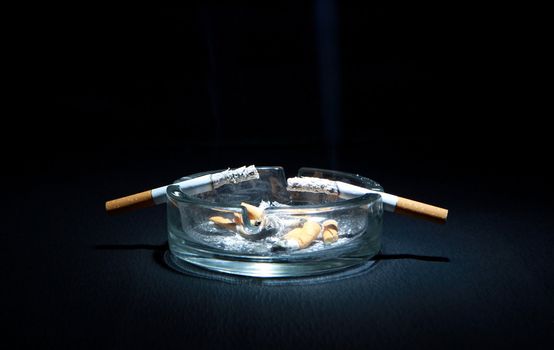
209, 216, 237, 230
233, 212, 244, 224
322, 219, 338, 229
322, 219, 339, 244
240, 202, 264, 220
282, 220, 322, 249
232, 212, 260, 226
281, 227, 304, 249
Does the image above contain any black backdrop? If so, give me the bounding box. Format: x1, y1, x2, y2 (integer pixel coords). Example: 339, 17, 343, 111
10, 4, 550, 182
3, 4, 552, 349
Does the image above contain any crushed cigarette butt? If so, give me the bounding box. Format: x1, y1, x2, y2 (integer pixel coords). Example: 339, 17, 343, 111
322, 219, 339, 244
240, 202, 264, 220
230, 202, 264, 226
209, 216, 237, 230
274, 220, 322, 250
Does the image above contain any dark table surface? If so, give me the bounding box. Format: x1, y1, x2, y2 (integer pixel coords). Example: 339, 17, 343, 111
3, 151, 553, 349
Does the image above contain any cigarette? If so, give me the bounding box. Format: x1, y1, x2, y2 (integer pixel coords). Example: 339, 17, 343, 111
228, 202, 265, 226
322, 219, 339, 244
209, 216, 237, 230
105, 165, 259, 214
240, 202, 264, 221
212, 202, 265, 231
274, 220, 322, 250
287, 177, 448, 223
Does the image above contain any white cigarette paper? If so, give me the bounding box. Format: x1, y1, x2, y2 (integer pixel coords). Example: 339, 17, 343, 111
287, 176, 398, 211
105, 165, 260, 214
152, 165, 259, 204
287, 176, 448, 223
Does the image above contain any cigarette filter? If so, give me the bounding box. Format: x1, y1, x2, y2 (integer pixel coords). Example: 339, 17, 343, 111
287, 177, 448, 223
105, 165, 259, 214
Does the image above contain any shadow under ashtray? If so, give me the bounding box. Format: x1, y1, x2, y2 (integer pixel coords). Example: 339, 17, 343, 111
94, 243, 449, 285
163, 250, 378, 286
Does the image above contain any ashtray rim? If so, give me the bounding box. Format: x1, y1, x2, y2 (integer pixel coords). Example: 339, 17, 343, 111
165, 166, 384, 278
166, 166, 384, 212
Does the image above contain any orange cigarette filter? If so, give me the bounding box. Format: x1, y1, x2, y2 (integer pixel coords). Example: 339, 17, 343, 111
281, 221, 322, 249
322, 219, 339, 244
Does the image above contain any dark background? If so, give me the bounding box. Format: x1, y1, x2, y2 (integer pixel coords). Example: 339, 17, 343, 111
3, 3, 552, 348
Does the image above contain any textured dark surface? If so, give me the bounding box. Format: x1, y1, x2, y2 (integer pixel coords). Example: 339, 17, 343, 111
3, 162, 553, 349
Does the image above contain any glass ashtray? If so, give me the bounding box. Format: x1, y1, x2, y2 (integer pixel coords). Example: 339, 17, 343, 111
166, 166, 383, 278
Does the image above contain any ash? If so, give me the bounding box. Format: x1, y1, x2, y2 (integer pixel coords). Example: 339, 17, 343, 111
190, 201, 364, 256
